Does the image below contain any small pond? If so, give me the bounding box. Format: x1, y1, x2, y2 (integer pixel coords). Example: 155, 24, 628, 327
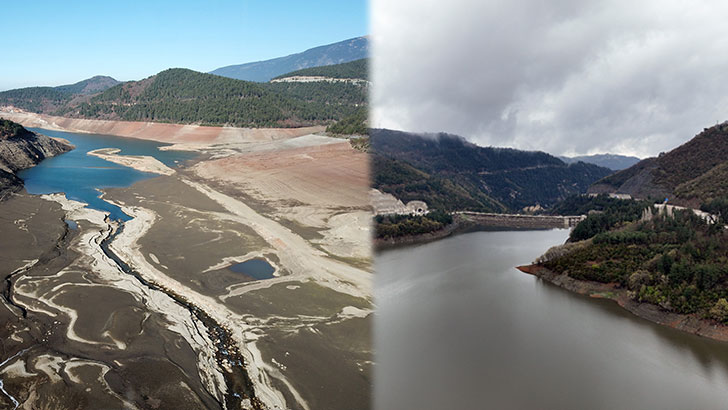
229, 258, 276, 280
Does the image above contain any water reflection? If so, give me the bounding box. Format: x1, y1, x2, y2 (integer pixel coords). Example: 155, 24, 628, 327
375, 229, 728, 410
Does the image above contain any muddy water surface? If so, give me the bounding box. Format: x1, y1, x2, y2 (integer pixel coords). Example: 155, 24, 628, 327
375, 229, 728, 410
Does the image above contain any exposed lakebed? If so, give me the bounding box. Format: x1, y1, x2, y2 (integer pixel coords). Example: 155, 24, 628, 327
375, 230, 728, 410
4, 126, 373, 410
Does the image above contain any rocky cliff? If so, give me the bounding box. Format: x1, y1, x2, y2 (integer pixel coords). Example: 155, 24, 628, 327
0, 119, 73, 198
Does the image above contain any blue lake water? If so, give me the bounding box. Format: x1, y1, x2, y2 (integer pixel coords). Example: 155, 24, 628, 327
17, 128, 195, 221
229, 258, 276, 280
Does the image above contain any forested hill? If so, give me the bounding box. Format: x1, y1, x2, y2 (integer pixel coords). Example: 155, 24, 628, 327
3, 68, 366, 128
273, 59, 368, 80
0, 76, 120, 113
590, 122, 728, 205
371, 129, 613, 212
55, 76, 120, 95
211, 36, 369, 82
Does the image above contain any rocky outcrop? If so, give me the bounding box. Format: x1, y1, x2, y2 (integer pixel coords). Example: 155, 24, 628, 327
0, 119, 73, 198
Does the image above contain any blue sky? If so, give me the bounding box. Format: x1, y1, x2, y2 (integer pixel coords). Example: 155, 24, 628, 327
1, 0, 368, 91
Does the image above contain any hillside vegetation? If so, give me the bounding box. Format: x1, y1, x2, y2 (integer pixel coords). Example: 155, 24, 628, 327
55, 76, 120, 95
273, 59, 368, 80
0, 119, 31, 139
544, 209, 728, 323
556, 195, 652, 242
326, 109, 367, 135
371, 129, 613, 212
4, 69, 367, 128
0, 87, 71, 113
539, 122, 728, 330
375, 210, 453, 239
591, 122, 728, 204
373, 155, 506, 212
0, 76, 119, 113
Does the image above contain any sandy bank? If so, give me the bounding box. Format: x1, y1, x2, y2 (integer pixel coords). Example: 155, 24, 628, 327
0, 110, 324, 145
517, 264, 728, 342
88, 148, 175, 175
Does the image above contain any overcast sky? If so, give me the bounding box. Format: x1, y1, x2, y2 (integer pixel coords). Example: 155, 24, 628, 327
371, 0, 728, 158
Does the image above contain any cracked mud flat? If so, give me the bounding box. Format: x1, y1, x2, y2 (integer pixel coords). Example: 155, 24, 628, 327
0, 129, 372, 410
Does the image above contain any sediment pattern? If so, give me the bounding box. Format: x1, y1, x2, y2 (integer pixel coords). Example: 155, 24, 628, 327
0, 123, 372, 410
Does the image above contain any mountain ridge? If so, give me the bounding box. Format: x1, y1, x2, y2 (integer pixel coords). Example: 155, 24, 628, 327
0, 75, 120, 113
371, 129, 613, 212
272, 59, 368, 81
211, 36, 369, 82
55, 75, 120, 95
0, 38, 369, 129
589, 121, 728, 205
2, 68, 366, 128
560, 153, 641, 171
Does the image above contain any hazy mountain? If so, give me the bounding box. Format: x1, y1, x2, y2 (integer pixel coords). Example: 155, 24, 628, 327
371, 129, 613, 212
273, 59, 368, 80
559, 154, 641, 171
211, 36, 369, 82
590, 121, 728, 204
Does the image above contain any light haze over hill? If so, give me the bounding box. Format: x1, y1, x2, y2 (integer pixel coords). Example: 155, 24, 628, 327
559, 154, 641, 171
211, 37, 369, 82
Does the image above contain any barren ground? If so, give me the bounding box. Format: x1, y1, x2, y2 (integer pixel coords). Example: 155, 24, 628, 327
0, 116, 373, 410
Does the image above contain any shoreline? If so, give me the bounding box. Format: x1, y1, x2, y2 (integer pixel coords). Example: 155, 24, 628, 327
375, 214, 555, 251
0, 110, 325, 145
517, 264, 728, 343
87, 148, 176, 175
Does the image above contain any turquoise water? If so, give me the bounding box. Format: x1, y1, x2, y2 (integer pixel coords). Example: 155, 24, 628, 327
18, 128, 195, 221
229, 258, 276, 280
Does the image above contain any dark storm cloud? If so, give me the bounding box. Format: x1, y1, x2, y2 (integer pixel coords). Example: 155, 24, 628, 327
372, 0, 728, 157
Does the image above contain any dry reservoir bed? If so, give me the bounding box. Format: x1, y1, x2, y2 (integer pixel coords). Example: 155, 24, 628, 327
0, 128, 372, 410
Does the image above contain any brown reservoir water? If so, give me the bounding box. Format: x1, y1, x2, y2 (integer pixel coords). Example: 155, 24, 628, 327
374, 229, 728, 410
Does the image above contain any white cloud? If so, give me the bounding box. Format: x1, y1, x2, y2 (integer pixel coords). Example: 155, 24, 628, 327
371, 0, 728, 157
